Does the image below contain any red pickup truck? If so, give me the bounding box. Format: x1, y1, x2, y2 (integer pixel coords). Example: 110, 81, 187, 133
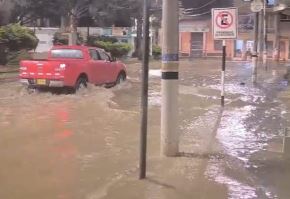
19, 45, 127, 91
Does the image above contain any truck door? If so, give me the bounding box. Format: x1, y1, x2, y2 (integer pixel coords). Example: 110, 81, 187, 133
88, 49, 106, 84
97, 50, 115, 83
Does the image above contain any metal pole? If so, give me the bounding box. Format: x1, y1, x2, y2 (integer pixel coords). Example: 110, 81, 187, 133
221, 40, 226, 107
161, 0, 179, 156
252, 12, 259, 83
273, 13, 281, 61
139, 0, 150, 180
263, 0, 267, 66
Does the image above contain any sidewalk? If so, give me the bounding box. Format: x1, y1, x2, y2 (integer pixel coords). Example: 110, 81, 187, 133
0, 66, 18, 73
0, 66, 18, 82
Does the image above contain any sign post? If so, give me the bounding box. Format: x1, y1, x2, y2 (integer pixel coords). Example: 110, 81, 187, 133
212, 7, 238, 106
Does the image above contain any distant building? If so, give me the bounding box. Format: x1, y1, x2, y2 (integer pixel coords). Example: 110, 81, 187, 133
178, 0, 290, 60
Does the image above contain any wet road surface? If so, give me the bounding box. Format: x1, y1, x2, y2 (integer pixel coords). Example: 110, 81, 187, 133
0, 59, 290, 199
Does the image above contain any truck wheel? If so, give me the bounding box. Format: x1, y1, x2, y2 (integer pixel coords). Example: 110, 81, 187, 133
75, 77, 88, 91
116, 72, 126, 85
26, 86, 40, 94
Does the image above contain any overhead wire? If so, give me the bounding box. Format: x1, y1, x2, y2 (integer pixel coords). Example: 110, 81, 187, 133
183, 0, 217, 11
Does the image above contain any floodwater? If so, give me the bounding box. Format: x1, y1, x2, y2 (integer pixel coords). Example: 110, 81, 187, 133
0, 59, 290, 199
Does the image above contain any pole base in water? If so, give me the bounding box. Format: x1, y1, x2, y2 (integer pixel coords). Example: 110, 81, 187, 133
283, 136, 290, 159
221, 96, 225, 107
161, 79, 179, 157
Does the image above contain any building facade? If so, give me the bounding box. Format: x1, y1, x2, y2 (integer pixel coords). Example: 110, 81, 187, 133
179, 1, 290, 61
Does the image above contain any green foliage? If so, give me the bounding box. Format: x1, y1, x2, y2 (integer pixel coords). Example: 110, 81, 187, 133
109, 43, 132, 58
0, 24, 38, 51
53, 32, 84, 45
53, 32, 69, 45
87, 37, 131, 58
11, 0, 144, 28
152, 45, 161, 59
0, 24, 37, 66
0, 43, 8, 65
87, 35, 118, 44
6, 50, 32, 67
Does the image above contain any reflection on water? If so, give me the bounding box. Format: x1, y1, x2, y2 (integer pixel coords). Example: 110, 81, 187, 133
206, 162, 258, 199
218, 106, 264, 163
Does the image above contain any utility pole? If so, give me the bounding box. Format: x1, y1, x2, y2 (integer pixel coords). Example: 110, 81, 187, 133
252, 12, 259, 83
258, 11, 264, 60
161, 0, 179, 157
139, 0, 150, 179
262, 0, 268, 66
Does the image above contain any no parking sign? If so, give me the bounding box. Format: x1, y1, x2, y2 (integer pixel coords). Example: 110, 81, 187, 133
212, 8, 238, 40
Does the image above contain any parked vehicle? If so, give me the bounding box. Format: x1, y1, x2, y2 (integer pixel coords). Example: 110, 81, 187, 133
19, 45, 127, 92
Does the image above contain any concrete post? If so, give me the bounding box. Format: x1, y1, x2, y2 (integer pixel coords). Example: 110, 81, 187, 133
273, 13, 281, 61
252, 12, 259, 83
161, 0, 179, 157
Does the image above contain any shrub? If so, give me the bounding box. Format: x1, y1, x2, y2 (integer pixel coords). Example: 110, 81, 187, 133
87, 35, 118, 44
0, 23, 38, 51
53, 32, 69, 45
0, 43, 8, 65
109, 43, 131, 58
87, 36, 132, 58
93, 41, 131, 58
152, 45, 161, 59
53, 32, 84, 45
6, 50, 32, 67
0, 24, 38, 66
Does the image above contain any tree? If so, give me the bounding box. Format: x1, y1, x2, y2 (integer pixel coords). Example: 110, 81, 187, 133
9, 0, 156, 47
10, 0, 61, 25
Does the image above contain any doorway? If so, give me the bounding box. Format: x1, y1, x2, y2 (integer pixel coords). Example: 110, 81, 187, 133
191, 32, 203, 58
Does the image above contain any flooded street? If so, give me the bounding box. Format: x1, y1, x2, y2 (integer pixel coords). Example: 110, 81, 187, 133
1, 59, 290, 199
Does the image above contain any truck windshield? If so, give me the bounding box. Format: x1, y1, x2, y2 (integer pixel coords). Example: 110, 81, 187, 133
51, 49, 83, 59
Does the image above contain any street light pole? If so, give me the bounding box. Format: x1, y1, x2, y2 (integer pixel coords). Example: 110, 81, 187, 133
161, 0, 179, 157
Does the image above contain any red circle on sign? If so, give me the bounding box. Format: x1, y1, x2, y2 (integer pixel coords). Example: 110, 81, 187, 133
215, 11, 233, 29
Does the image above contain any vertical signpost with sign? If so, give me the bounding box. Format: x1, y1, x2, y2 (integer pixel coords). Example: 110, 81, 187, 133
212, 7, 238, 106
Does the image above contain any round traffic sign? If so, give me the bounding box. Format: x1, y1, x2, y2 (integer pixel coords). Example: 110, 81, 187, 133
215, 11, 234, 29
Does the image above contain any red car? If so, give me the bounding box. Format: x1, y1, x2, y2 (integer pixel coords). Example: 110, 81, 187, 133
19, 45, 127, 91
